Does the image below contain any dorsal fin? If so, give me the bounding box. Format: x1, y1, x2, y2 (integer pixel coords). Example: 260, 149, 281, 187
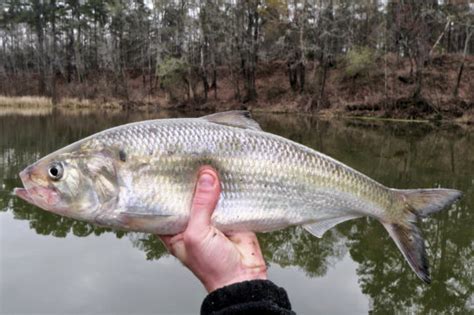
202, 110, 262, 131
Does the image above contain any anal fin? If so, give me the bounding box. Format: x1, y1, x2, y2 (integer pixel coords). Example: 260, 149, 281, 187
303, 215, 360, 238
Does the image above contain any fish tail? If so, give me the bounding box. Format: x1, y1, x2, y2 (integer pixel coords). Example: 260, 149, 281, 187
382, 188, 462, 284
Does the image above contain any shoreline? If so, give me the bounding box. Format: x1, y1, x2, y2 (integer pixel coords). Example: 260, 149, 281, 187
0, 95, 472, 125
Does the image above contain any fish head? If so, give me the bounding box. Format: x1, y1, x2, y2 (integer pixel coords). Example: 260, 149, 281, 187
14, 146, 119, 222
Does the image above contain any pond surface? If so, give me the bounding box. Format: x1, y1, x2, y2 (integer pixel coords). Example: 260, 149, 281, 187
0, 109, 472, 314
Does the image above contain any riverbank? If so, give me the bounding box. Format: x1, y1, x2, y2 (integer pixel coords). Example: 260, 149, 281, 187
1, 54, 473, 123
1, 94, 473, 125
0, 96, 122, 109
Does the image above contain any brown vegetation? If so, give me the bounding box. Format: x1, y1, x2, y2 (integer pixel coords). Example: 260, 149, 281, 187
2, 54, 472, 122
1, 1, 472, 121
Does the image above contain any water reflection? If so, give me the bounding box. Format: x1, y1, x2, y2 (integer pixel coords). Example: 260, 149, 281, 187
0, 109, 472, 313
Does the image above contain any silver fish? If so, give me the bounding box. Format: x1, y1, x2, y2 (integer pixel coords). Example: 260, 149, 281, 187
14, 111, 462, 283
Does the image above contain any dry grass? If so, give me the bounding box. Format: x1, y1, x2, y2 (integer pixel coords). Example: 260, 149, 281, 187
58, 97, 121, 109
0, 96, 52, 107
0, 107, 52, 116
0, 95, 121, 109
55, 107, 123, 116
455, 110, 474, 125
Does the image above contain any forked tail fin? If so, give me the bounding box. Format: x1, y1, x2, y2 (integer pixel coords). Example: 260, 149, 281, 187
382, 188, 462, 284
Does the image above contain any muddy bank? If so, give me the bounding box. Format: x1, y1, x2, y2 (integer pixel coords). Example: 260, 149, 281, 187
343, 96, 473, 122
95, 53, 474, 124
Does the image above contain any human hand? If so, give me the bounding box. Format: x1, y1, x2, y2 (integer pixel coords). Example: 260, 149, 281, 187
158, 166, 267, 292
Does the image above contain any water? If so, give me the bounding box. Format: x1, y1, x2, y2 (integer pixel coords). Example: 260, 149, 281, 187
0, 109, 472, 314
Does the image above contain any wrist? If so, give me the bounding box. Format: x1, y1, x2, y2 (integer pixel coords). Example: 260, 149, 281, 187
201, 279, 294, 314
204, 268, 268, 292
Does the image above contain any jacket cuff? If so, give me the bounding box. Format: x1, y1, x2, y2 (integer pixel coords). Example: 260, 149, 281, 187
201, 279, 294, 314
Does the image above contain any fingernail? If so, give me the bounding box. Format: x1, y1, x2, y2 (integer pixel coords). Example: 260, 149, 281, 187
199, 172, 215, 188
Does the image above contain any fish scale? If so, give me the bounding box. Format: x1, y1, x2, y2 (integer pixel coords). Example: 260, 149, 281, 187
86, 117, 386, 233
14, 111, 462, 283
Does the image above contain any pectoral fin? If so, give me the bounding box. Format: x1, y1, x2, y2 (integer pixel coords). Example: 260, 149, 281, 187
120, 206, 172, 218
303, 215, 360, 238
115, 208, 174, 233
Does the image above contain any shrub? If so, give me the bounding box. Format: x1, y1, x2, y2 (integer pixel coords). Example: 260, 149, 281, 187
266, 86, 286, 100
156, 57, 188, 89
344, 46, 376, 79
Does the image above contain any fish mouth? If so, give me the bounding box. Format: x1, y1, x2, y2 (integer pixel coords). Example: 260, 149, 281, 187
14, 166, 62, 212
14, 185, 61, 212
14, 187, 35, 204
14, 168, 37, 205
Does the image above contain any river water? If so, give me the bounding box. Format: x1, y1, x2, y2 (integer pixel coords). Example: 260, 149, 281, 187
0, 108, 472, 314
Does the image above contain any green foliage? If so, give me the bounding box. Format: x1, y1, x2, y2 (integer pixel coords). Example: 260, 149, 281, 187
344, 46, 377, 79
156, 57, 188, 89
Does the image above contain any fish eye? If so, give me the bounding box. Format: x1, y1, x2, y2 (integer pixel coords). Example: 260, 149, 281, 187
48, 163, 64, 181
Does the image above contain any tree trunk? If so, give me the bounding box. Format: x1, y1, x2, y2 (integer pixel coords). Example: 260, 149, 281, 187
210, 36, 217, 99
288, 62, 298, 91
201, 43, 210, 102
298, 62, 305, 92
413, 58, 423, 100
50, 0, 58, 106
66, 29, 74, 83
187, 67, 195, 102
74, 3, 84, 84
319, 60, 328, 108
32, 0, 46, 95
298, 2, 306, 93
453, 28, 472, 97
287, 0, 305, 93
212, 66, 217, 99
242, 2, 258, 102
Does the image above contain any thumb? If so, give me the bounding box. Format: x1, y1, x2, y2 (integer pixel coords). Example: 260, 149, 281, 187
186, 167, 221, 234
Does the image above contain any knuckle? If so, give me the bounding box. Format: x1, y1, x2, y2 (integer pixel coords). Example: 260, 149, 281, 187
195, 185, 215, 196
192, 194, 213, 209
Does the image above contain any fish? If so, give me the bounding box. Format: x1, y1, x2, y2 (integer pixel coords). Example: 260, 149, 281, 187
14, 111, 462, 283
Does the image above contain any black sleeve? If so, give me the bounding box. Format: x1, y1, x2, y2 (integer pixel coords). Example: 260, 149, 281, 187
200, 280, 296, 315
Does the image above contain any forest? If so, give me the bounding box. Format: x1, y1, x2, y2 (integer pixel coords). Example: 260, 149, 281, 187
0, 0, 473, 118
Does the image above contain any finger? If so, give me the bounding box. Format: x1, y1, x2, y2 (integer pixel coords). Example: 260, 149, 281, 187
158, 234, 187, 261
158, 235, 174, 251
186, 167, 221, 234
